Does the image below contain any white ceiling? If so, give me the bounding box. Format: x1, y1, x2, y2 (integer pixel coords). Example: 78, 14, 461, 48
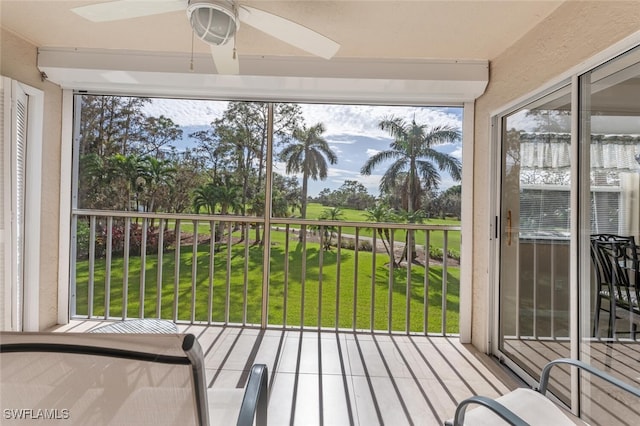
2, 1, 564, 62
1, 1, 566, 102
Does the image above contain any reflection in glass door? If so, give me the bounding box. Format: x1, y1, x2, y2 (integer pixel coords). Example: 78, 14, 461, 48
579, 46, 640, 425
498, 87, 572, 401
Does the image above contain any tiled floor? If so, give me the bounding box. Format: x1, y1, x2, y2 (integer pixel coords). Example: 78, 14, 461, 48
52, 320, 519, 425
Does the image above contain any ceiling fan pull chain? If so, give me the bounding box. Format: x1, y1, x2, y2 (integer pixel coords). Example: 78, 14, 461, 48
232, 2, 238, 59
190, 29, 195, 71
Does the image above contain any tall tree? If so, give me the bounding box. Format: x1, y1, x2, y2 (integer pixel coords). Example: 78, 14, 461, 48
364, 203, 397, 265
106, 153, 145, 211
134, 115, 183, 158
191, 102, 303, 241
78, 95, 150, 157
138, 157, 176, 212
279, 123, 338, 220
192, 183, 218, 215
361, 116, 461, 262
317, 207, 344, 250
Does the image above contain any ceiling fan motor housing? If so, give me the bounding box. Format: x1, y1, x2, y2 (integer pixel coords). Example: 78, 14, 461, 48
187, 0, 238, 46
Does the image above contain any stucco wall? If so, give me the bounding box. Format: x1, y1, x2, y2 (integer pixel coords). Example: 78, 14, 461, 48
1, 28, 63, 330
472, 1, 640, 352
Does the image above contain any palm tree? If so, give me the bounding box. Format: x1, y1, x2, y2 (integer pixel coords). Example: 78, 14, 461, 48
364, 203, 397, 265
106, 153, 145, 211
279, 123, 338, 219
361, 116, 461, 262
317, 207, 344, 250
192, 182, 218, 214
139, 157, 176, 213
191, 179, 241, 242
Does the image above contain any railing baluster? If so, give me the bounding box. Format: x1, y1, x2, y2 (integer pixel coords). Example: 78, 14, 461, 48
406, 228, 412, 333
318, 225, 324, 331
191, 219, 198, 324
225, 220, 232, 324
353, 228, 359, 331
122, 217, 130, 320
550, 242, 556, 339
173, 220, 182, 322
104, 216, 113, 319
88, 216, 96, 318
371, 232, 376, 333
424, 230, 430, 335
335, 228, 342, 331
243, 223, 249, 325
156, 219, 165, 318
300, 227, 307, 328
441, 230, 448, 335
388, 229, 394, 332
70, 215, 78, 318
139, 218, 148, 318
207, 221, 214, 324
283, 224, 290, 328
533, 243, 537, 339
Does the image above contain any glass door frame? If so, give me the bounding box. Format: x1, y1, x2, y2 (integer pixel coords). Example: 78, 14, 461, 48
489, 78, 578, 394
490, 36, 640, 416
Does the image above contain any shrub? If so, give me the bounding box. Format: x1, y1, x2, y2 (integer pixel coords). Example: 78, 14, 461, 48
338, 238, 373, 252
76, 219, 175, 259
428, 245, 460, 261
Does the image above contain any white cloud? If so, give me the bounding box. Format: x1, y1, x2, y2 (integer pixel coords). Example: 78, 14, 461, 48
327, 167, 359, 178
145, 99, 463, 141
144, 99, 227, 126
300, 104, 462, 139
326, 138, 356, 145
329, 145, 343, 154
366, 148, 380, 157
450, 147, 463, 159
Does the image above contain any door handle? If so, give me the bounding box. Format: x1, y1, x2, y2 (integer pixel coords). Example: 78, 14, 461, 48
507, 210, 512, 246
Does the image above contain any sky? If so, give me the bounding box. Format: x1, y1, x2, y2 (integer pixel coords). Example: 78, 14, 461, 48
145, 99, 464, 197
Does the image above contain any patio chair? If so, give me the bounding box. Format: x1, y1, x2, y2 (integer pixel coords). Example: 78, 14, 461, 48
590, 234, 639, 338
446, 358, 640, 425
0, 332, 267, 426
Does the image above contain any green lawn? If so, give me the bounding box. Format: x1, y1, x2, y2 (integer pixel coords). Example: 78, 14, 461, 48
175, 202, 461, 258
75, 231, 460, 334
286, 203, 461, 258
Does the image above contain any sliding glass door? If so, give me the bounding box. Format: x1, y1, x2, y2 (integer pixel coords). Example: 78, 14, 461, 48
579, 46, 640, 425
498, 86, 572, 401
497, 45, 640, 423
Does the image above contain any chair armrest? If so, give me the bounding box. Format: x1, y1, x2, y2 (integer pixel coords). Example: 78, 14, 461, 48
538, 358, 640, 399
448, 395, 530, 426
237, 364, 268, 426
182, 334, 209, 426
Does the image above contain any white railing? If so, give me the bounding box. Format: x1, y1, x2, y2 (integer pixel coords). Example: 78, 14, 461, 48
70, 210, 461, 335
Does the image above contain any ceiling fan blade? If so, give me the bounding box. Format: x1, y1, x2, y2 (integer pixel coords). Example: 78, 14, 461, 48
238, 6, 339, 60
211, 43, 239, 75
71, 0, 185, 23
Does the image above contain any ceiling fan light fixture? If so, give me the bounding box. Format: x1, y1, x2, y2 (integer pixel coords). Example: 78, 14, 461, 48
187, 0, 238, 46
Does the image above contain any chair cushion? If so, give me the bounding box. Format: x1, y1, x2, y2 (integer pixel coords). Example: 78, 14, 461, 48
455, 388, 582, 426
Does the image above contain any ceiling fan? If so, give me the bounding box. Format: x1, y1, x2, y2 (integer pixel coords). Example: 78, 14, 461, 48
71, 0, 340, 75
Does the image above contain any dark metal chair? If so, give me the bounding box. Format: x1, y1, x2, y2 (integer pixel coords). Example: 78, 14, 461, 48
590, 234, 639, 338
